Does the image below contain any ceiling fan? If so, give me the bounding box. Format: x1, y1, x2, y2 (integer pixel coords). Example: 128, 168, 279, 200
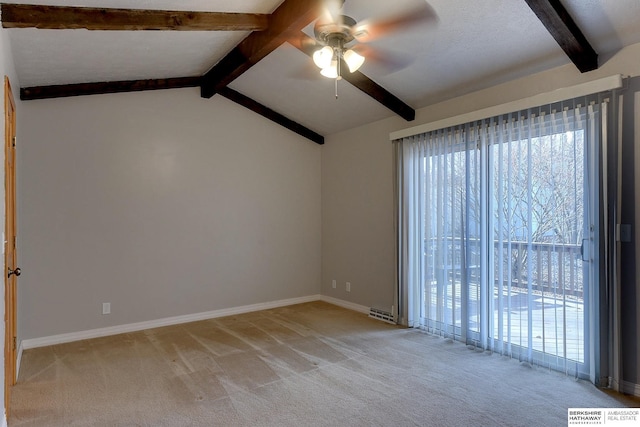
309, 0, 437, 86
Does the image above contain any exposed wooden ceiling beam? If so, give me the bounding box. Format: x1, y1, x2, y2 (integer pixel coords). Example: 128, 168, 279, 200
343, 71, 415, 121
218, 87, 323, 144
200, 0, 325, 98
20, 77, 322, 144
20, 77, 202, 100
9, 0, 396, 141
0, 4, 269, 31
524, 0, 597, 72
289, 33, 415, 121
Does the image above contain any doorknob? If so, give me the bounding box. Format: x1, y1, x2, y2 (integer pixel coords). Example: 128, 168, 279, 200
7, 267, 21, 278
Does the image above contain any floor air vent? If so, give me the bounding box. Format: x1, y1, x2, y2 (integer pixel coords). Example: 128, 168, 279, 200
369, 307, 395, 324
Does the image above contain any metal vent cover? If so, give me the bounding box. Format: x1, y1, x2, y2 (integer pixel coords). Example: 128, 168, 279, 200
369, 307, 395, 324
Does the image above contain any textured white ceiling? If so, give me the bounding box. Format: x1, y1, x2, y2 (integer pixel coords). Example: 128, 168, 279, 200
6, 0, 640, 136
564, 0, 640, 53
11, 29, 249, 86
230, 43, 396, 135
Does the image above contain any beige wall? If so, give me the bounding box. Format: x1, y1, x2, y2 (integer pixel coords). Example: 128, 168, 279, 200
18, 89, 322, 340
322, 43, 640, 385
321, 119, 399, 312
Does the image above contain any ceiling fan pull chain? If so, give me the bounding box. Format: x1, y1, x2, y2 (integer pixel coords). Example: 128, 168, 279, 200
335, 55, 341, 99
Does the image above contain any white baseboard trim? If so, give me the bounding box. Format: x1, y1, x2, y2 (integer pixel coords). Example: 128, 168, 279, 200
318, 295, 369, 314
21, 294, 322, 350
19, 294, 373, 351
622, 380, 640, 397
2, 413, 6, 427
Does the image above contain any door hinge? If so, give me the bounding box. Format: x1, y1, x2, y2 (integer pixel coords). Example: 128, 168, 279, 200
13, 236, 16, 249
12, 336, 16, 351
12, 136, 16, 148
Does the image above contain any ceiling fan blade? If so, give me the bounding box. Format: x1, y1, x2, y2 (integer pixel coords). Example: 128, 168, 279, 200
320, 0, 345, 25
353, 1, 437, 43
290, 32, 322, 55
351, 44, 414, 74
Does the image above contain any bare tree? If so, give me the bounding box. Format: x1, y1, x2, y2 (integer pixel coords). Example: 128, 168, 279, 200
492, 130, 585, 293
422, 126, 585, 296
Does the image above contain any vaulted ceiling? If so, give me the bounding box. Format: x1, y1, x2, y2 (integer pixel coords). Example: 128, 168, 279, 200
3, 0, 640, 143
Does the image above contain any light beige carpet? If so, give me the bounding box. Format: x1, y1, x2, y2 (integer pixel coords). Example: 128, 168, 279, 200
11, 301, 639, 426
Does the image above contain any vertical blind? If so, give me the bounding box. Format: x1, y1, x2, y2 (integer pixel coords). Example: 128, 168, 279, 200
395, 98, 606, 378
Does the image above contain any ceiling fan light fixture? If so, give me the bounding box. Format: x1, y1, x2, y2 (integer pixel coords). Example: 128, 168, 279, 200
320, 60, 339, 79
343, 49, 365, 73
313, 46, 334, 69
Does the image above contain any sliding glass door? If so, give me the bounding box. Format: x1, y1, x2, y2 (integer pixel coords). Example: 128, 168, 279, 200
420, 128, 482, 342
401, 101, 601, 378
486, 108, 596, 376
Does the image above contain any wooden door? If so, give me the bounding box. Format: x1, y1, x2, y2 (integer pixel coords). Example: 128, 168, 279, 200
4, 76, 17, 416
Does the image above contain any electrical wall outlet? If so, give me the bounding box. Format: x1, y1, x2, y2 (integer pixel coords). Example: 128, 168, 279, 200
102, 302, 111, 315
346, 282, 351, 292
332, 279, 336, 289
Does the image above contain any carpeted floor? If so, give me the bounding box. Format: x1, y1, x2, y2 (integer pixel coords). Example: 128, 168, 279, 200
11, 301, 639, 426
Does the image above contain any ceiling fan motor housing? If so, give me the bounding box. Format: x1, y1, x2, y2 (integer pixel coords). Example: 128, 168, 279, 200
314, 15, 357, 48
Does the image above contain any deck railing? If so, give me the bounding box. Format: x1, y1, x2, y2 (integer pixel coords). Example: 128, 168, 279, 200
496, 240, 583, 299
425, 238, 584, 300
423, 238, 585, 363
